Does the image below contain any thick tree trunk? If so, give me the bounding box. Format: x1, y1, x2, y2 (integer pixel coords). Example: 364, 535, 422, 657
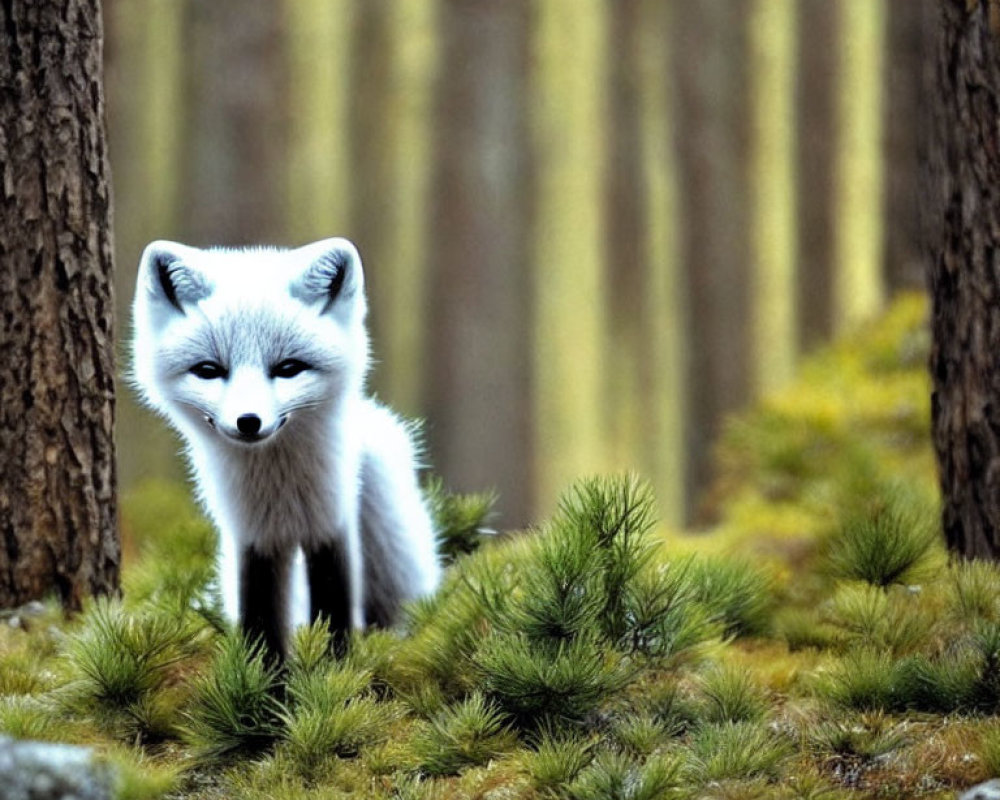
0, 0, 119, 608
928, 0, 1000, 559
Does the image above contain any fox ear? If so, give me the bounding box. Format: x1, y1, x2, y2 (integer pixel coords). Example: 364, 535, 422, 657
291, 238, 364, 315
139, 240, 211, 315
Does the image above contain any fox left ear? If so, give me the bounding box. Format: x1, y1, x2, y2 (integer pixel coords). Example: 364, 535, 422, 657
292, 238, 364, 315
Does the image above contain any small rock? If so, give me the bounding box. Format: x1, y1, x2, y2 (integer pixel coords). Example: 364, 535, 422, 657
0, 735, 112, 800
7, 616, 20, 629
23, 601, 46, 616
960, 778, 1000, 800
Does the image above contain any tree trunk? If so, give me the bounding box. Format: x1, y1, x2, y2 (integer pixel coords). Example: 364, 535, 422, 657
928, 0, 1000, 559
0, 0, 119, 608
426, 2, 535, 528
884, 0, 933, 293
181, 1, 288, 246
796, 0, 837, 352
673, 0, 751, 521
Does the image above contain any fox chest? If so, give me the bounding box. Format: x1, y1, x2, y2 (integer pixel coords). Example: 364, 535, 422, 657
213, 445, 357, 551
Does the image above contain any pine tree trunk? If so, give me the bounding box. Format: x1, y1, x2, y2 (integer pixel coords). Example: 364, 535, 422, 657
928, 0, 1000, 559
673, 0, 751, 520
796, 0, 837, 352
426, 3, 535, 528
181, 1, 287, 245
0, 0, 119, 608
885, 0, 933, 292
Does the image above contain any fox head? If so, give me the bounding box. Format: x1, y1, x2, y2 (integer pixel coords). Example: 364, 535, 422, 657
131, 238, 370, 446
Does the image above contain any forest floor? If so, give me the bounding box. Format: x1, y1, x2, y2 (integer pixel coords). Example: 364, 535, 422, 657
2, 292, 996, 800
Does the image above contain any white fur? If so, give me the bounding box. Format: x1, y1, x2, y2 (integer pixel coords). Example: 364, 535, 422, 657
131, 237, 441, 639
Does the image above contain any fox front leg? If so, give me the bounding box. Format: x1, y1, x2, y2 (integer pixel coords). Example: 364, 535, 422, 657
239, 546, 292, 662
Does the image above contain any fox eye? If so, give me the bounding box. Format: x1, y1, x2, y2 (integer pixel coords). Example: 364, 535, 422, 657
190, 361, 227, 380
271, 359, 310, 379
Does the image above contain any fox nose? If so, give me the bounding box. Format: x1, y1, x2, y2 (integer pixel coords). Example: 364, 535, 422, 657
236, 414, 262, 436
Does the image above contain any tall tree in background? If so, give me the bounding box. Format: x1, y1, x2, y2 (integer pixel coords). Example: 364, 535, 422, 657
673, 0, 751, 519
884, 0, 932, 292
796, 0, 837, 352
928, 0, 1000, 559
0, 0, 119, 608
181, 1, 287, 245
426, 3, 534, 526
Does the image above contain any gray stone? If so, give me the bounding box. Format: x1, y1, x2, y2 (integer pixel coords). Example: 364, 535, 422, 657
960, 779, 1000, 800
0, 736, 111, 800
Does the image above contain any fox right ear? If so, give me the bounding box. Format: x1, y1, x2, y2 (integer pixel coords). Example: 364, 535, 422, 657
139, 241, 211, 315
291, 238, 364, 315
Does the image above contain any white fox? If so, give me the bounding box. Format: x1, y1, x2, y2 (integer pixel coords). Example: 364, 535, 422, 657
131, 237, 441, 658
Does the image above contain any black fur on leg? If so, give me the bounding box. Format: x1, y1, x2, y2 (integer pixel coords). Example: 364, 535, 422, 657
239, 546, 290, 665
306, 540, 352, 657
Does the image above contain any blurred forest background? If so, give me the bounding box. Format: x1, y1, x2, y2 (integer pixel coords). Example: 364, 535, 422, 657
105, 0, 930, 531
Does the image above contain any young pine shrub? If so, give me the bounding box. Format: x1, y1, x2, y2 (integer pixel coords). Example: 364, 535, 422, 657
815, 647, 901, 712
619, 562, 720, 666
0, 696, 63, 741
822, 582, 937, 656
62, 597, 206, 742
183, 631, 283, 759
280, 619, 402, 778
494, 516, 606, 644
684, 720, 792, 783
553, 475, 659, 646
423, 475, 498, 565
696, 664, 768, 724
821, 481, 943, 589
414, 693, 517, 776
774, 607, 842, 653
809, 712, 908, 761
475, 632, 633, 730
520, 728, 595, 794
396, 540, 525, 700
949, 559, 1000, 623
567, 749, 685, 800
471, 476, 714, 732
685, 555, 776, 638
610, 712, 673, 758
895, 647, 984, 714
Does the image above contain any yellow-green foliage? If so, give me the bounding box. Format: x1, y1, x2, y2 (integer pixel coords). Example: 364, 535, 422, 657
5, 294, 997, 798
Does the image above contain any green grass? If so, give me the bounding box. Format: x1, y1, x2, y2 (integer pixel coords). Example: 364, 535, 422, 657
684, 720, 792, 783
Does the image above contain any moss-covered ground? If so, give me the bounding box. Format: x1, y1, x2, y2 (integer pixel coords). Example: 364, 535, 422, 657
3, 292, 997, 799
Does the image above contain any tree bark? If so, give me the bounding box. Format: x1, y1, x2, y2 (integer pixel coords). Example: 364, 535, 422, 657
0, 0, 119, 608
928, 0, 1000, 559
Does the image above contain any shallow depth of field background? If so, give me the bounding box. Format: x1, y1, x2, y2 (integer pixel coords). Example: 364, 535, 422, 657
105, 0, 928, 530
